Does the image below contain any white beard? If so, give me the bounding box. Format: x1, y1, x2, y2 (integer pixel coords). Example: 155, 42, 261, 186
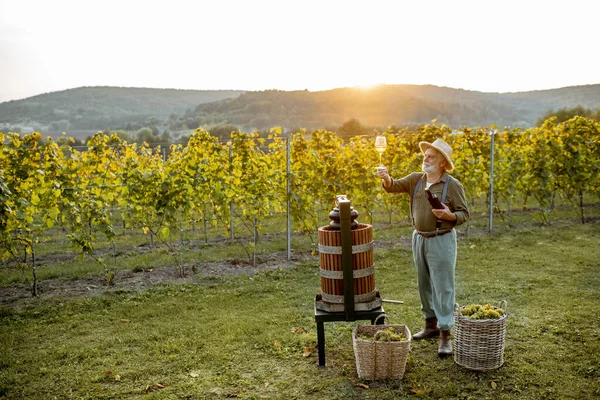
422, 162, 439, 174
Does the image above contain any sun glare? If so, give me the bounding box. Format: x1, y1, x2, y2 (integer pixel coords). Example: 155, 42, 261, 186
354, 83, 382, 90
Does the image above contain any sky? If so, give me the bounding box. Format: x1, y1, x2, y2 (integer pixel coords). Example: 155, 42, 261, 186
1, 0, 599, 103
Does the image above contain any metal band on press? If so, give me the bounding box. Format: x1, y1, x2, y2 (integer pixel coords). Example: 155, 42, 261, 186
318, 241, 374, 255
319, 266, 374, 279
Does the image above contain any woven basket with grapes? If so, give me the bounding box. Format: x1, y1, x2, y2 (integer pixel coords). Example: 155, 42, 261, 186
454, 301, 507, 371
352, 314, 411, 380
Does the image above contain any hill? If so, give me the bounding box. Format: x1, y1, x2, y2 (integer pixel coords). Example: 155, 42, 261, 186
2, 84, 600, 137
0, 86, 244, 133
171, 84, 600, 131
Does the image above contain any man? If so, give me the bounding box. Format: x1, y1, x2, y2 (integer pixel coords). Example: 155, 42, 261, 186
376, 138, 469, 357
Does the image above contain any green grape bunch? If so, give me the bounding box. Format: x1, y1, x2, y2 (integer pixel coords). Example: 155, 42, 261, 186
358, 327, 408, 342
459, 303, 505, 320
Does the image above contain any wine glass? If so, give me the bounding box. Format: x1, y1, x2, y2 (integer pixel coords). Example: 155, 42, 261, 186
375, 135, 387, 166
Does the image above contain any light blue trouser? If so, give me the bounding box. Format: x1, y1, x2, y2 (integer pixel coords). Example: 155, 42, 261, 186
412, 229, 457, 331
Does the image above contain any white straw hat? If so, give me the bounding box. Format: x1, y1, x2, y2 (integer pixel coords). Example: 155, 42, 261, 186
418, 138, 454, 172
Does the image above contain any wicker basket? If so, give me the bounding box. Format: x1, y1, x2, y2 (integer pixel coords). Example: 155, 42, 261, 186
352, 315, 412, 380
454, 301, 507, 371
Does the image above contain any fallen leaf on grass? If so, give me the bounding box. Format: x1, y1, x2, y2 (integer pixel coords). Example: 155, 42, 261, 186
291, 327, 305, 334
190, 372, 199, 378
411, 387, 432, 396
490, 380, 497, 389
470, 244, 477, 249
120, 319, 130, 323
105, 370, 112, 377
145, 382, 168, 392
115, 375, 121, 382
353, 383, 369, 389
273, 339, 282, 349
302, 347, 312, 357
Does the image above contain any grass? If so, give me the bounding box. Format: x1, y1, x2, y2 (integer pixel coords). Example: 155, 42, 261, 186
0, 221, 599, 399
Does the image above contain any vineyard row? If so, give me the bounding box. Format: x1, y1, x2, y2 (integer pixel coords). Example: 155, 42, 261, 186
1, 117, 599, 273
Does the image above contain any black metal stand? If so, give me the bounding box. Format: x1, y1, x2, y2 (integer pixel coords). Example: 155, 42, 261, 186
314, 197, 385, 367
315, 296, 385, 367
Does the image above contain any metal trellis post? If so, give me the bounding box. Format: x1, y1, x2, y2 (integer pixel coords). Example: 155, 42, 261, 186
229, 144, 234, 239
489, 129, 496, 234
286, 132, 291, 260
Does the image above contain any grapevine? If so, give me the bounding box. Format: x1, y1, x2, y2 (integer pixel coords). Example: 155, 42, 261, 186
1, 115, 599, 294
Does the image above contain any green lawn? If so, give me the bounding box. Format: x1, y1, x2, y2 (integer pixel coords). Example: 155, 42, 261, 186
1, 222, 599, 399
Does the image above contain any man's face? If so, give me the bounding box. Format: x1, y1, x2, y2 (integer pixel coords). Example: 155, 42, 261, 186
422, 148, 445, 174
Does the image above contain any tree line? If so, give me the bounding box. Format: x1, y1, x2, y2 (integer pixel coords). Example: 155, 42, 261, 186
3, 85, 600, 138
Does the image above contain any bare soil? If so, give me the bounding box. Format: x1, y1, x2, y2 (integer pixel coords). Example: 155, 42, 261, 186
0, 249, 319, 310
0, 235, 412, 310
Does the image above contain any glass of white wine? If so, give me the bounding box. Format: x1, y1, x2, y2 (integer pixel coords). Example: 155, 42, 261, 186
375, 135, 387, 166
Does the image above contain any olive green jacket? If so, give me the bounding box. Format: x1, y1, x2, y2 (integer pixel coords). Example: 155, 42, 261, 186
383, 171, 470, 232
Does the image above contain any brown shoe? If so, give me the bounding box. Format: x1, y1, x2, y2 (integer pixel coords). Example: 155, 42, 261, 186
412, 317, 440, 340
438, 330, 452, 357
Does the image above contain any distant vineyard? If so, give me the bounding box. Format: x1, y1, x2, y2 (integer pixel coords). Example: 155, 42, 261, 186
1, 117, 599, 290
